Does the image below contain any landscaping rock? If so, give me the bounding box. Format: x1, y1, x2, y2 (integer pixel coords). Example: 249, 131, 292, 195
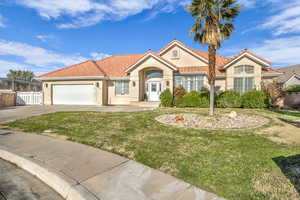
228, 111, 237, 119
156, 113, 269, 130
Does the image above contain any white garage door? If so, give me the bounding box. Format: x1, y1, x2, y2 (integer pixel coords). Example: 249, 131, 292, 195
52, 84, 96, 105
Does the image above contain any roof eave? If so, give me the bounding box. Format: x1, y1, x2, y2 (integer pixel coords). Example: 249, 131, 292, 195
36, 76, 106, 81
222, 53, 271, 69
125, 53, 178, 73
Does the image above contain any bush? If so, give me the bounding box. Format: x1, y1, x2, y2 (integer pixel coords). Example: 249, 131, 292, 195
217, 90, 242, 108
174, 91, 209, 108
284, 85, 300, 93
174, 85, 186, 100
159, 89, 173, 107
241, 90, 271, 108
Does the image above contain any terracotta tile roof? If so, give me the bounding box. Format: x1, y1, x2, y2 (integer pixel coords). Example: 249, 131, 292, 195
178, 66, 225, 75
191, 49, 231, 66
38, 60, 105, 78
96, 54, 144, 77
38, 40, 275, 79
262, 68, 282, 74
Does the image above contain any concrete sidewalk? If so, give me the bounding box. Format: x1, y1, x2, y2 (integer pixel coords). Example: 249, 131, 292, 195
0, 130, 224, 200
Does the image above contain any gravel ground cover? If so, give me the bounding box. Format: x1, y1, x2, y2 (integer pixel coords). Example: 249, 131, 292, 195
156, 113, 269, 130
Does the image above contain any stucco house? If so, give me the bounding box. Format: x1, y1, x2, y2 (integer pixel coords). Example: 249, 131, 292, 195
275, 64, 300, 88
37, 40, 282, 106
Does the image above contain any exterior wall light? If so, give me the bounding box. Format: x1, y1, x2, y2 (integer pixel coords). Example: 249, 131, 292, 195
96, 82, 100, 88
133, 81, 136, 87
45, 83, 48, 88
166, 81, 170, 87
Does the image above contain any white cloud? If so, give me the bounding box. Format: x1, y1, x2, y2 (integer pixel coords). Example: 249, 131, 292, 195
0, 40, 112, 76
90, 52, 111, 60
238, 0, 256, 8
262, 0, 300, 35
36, 34, 56, 42
0, 14, 5, 28
252, 36, 300, 66
0, 60, 50, 77
0, 40, 87, 66
18, 0, 190, 28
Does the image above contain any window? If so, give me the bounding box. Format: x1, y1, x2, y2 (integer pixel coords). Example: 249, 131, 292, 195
172, 50, 179, 58
234, 77, 254, 93
175, 75, 204, 92
145, 70, 163, 79
115, 81, 129, 95
234, 65, 254, 74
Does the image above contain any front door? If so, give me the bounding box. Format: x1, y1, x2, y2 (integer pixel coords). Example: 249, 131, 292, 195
148, 82, 161, 102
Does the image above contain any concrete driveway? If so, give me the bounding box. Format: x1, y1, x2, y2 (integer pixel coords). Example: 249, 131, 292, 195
0, 159, 63, 200
0, 105, 154, 123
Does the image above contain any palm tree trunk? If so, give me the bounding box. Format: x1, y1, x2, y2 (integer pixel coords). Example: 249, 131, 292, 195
208, 45, 216, 116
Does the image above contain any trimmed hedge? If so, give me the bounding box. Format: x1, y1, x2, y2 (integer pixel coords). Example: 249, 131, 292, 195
160, 89, 173, 107
217, 90, 242, 108
241, 90, 271, 108
174, 91, 209, 108
285, 85, 300, 93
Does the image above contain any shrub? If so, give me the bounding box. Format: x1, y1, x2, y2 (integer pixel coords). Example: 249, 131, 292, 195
174, 91, 209, 108
284, 85, 300, 93
159, 89, 173, 107
174, 85, 187, 100
241, 90, 271, 108
217, 90, 242, 108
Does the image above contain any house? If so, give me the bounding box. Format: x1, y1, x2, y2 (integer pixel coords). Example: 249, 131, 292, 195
37, 40, 282, 106
275, 64, 300, 88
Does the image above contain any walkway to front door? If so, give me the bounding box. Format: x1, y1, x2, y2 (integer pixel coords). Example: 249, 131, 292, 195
147, 82, 161, 102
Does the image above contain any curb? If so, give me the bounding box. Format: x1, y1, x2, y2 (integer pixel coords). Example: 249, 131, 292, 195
0, 147, 98, 200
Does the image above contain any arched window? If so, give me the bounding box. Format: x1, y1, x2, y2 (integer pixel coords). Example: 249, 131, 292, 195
234, 65, 254, 74
145, 70, 163, 79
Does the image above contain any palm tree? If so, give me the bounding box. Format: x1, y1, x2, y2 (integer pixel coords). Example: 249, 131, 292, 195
187, 0, 241, 116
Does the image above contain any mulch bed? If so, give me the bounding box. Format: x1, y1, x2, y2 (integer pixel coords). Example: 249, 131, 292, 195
155, 113, 269, 130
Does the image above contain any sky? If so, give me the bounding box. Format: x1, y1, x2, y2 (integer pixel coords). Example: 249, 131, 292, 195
0, 0, 300, 77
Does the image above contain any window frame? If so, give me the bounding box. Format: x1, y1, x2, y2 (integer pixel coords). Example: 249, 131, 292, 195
145, 70, 163, 79
234, 65, 254, 75
234, 77, 254, 93
175, 75, 204, 92
115, 80, 129, 96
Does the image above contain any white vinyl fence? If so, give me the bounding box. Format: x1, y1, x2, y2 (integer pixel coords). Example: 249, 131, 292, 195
16, 92, 43, 105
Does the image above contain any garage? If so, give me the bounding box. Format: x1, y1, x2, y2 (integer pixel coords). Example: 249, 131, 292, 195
52, 84, 96, 105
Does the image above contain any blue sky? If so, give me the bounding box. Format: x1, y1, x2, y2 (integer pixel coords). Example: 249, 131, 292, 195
0, 0, 300, 76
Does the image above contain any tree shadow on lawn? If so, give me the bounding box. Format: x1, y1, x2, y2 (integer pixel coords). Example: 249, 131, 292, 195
273, 154, 300, 196
278, 118, 300, 128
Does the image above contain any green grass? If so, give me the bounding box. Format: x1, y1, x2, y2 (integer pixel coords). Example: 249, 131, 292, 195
4, 108, 300, 200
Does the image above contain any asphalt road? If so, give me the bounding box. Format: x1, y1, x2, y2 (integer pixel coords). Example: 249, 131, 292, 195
0, 159, 63, 200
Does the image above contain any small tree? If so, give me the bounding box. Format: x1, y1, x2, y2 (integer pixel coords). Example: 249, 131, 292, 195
263, 81, 283, 106
174, 85, 187, 100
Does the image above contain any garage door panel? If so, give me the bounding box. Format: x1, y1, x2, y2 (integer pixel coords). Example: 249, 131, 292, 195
53, 84, 96, 105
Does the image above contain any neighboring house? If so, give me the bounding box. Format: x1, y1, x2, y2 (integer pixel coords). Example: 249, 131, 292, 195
275, 64, 300, 88
0, 78, 42, 92
37, 40, 282, 106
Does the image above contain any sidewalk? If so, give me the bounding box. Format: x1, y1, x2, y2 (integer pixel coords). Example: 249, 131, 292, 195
0, 130, 224, 200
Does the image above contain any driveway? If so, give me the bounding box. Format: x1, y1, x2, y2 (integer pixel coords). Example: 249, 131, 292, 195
0, 105, 154, 123
0, 159, 63, 200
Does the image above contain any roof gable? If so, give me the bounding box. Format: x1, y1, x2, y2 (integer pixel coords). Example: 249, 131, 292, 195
222, 50, 271, 69
159, 40, 209, 65
125, 51, 178, 73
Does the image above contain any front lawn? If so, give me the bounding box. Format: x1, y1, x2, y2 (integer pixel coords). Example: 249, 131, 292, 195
3, 108, 300, 200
